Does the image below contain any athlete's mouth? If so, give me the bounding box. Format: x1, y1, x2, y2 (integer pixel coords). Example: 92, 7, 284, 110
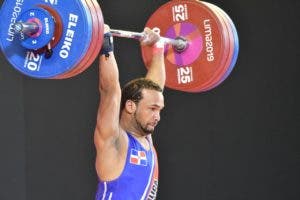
149, 122, 158, 127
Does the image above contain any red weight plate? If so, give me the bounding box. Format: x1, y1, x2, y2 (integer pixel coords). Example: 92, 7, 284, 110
71, 0, 104, 76
141, 0, 228, 92
170, 0, 238, 93
202, 2, 238, 91
190, 1, 234, 92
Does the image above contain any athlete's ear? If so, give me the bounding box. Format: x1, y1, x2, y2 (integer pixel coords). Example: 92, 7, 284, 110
125, 100, 137, 114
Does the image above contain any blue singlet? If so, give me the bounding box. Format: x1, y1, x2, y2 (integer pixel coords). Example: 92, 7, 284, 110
95, 132, 159, 200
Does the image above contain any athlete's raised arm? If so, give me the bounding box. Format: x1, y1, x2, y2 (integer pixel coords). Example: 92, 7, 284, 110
94, 25, 122, 154
142, 28, 166, 90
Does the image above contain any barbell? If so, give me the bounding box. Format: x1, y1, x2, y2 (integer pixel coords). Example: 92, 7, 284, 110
0, 0, 239, 92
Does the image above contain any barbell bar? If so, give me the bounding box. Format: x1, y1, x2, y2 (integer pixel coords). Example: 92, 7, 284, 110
0, 0, 239, 92
13, 22, 189, 53
110, 29, 188, 52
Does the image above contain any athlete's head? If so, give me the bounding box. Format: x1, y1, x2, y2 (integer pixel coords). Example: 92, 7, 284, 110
121, 78, 164, 135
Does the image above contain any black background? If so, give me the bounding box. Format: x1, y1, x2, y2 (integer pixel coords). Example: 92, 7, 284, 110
0, 0, 299, 199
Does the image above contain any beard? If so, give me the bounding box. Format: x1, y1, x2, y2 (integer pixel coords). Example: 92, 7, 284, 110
134, 112, 154, 136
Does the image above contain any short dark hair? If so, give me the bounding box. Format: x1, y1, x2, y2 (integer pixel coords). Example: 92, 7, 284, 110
120, 78, 163, 111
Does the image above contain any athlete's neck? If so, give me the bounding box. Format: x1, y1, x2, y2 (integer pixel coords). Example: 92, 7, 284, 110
120, 112, 146, 137
120, 116, 150, 150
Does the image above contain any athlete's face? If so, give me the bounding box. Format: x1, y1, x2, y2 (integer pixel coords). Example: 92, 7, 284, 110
134, 89, 164, 136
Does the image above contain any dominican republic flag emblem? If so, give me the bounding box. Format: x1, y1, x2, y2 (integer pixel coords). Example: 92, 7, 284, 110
130, 149, 148, 166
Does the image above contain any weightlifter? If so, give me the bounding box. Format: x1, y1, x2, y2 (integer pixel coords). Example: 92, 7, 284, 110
94, 24, 165, 200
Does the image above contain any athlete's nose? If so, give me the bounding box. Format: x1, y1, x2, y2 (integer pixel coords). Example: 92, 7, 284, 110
154, 111, 160, 122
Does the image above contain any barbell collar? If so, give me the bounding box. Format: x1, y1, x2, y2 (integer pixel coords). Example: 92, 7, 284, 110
14, 22, 40, 36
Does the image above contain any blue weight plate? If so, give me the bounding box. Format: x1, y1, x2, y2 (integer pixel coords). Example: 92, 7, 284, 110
17, 7, 55, 50
55, 0, 102, 79
0, 0, 93, 78
70, 0, 104, 77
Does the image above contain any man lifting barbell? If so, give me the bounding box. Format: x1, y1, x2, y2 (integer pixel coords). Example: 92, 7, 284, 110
94, 24, 165, 200
0, 1, 239, 199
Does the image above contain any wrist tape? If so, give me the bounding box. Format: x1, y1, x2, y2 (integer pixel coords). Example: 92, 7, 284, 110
100, 32, 114, 57
152, 40, 165, 55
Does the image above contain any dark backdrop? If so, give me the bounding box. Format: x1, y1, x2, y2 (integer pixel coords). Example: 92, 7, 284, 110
0, 0, 299, 199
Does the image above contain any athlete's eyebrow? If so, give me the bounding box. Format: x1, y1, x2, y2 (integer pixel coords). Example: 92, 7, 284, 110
150, 104, 164, 109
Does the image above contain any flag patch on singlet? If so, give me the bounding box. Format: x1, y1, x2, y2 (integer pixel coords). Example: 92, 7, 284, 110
130, 149, 147, 166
